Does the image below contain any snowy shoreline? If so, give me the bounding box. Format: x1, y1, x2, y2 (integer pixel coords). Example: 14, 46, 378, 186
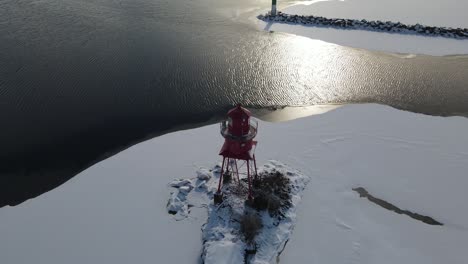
258, 12, 468, 39
2, 104, 468, 264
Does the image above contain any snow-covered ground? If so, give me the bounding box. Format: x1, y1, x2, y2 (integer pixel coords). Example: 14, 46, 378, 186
2, 104, 468, 264
256, 0, 468, 55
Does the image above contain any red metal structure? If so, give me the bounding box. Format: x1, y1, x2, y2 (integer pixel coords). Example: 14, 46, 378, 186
214, 104, 258, 203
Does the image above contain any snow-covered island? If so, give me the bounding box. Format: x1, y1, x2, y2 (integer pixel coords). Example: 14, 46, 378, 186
167, 161, 310, 263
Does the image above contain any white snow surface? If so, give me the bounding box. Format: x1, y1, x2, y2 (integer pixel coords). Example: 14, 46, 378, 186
1, 104, 468, 264
204, 240, 245, 264
257, 0, 468, 55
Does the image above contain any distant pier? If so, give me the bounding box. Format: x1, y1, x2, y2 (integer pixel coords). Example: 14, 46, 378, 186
258, 12, 468, 39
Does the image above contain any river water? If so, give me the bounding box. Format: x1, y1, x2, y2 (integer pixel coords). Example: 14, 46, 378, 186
1, 0, 467, 206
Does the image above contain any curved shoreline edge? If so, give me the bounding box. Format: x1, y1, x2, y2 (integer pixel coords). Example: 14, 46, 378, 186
258, 12, 468, 39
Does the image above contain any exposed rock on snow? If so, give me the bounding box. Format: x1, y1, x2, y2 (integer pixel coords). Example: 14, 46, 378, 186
196, 180, 208, 190
197, 168, 212, 181
167, 179, 195, 219
258, 12, 468, 39
179, 185, 193, 194
353, 187, 443, 226
169, 179, 193, 188
167, 191, 189, 216
167, 160, 310, 263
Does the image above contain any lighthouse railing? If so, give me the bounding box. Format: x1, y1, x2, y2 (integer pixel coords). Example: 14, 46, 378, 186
220, 119, 258, 141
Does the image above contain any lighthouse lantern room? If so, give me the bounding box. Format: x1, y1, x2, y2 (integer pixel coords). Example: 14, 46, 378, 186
214, 104, 259, 204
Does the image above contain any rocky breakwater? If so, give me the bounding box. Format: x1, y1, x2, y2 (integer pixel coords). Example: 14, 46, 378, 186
258, 12, 468, 39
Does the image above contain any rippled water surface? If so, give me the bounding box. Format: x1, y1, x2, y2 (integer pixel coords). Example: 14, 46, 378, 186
1, 0, 467, 206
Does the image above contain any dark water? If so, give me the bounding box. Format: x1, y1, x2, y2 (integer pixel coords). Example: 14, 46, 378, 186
1, 0, 468, 207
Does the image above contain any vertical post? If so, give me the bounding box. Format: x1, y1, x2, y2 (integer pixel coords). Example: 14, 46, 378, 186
271, 0, 277, 16
247, 160, 253, 200
235, 160, 240, 185
217, 157, 226, 193
253, 154, 258, 180
228, 159, 234, 183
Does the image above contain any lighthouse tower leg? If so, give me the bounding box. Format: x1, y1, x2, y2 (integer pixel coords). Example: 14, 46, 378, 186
247, 160, 253, 200
223, 158, 232, 184
235, 160, 240, 185
215, 157, 226, 204
253, 154, 258, 180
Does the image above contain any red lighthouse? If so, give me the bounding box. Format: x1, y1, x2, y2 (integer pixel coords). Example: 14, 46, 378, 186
215, 104, 258, 203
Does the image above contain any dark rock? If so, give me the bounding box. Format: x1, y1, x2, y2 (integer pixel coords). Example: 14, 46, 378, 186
214, 192, 223, 204
352, 187, 443, 226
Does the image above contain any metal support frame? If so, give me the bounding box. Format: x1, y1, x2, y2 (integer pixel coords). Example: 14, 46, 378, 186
217, 156, 255, 200
247, 160, 253, 200
217, 157, 226, 193
235, 160, 240, 184
253, 154, 258, 180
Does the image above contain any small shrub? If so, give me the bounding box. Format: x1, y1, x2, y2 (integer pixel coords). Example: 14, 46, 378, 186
266, 194, 281, 215
252, 191, 281, 215
250, 171, 292, 217
252, 191, 268, 211
240, 213, 262, 243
